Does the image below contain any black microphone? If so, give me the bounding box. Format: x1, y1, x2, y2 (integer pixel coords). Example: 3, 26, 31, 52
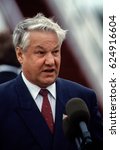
63, 116, 80, 141
65, 98, 92, 149
63, 116, 82, 150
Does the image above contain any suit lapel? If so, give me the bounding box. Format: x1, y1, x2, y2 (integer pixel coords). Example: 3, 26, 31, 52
14, 75, 53, 150
52, 78, 70, 150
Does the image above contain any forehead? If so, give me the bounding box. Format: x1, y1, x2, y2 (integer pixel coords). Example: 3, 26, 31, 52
28, 31, 60, 48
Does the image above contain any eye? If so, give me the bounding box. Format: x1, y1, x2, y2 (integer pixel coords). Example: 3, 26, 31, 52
39, 51, 45, 54
35, 50, 45, 55
53, 50, 60, 55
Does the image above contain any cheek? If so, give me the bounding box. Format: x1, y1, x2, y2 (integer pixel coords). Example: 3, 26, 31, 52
56, 57, 61, 67
22, 57, 36, 70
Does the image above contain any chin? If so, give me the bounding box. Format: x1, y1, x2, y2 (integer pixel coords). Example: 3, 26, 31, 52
39, 75, 57, 87
44, 78, 56, 86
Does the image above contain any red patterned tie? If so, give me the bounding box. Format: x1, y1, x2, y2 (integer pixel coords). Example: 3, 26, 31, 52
40, 89, 54, 133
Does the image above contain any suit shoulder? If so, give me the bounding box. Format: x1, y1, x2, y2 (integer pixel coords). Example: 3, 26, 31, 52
57, 78, 94, 93
0, 79, 16, 96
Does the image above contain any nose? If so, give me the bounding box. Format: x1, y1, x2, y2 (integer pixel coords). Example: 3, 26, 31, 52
45, 53, 55, 66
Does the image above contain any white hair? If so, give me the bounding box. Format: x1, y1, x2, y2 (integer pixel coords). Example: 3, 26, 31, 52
13, 13, 67, 51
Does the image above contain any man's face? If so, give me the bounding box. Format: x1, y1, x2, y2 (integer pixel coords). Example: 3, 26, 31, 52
16, 31, 61, 88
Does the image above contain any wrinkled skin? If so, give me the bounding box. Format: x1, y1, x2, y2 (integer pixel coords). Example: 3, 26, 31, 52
16, 31, 61, 88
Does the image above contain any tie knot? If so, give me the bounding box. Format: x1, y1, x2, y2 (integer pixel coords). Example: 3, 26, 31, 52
40, 89, 48, 97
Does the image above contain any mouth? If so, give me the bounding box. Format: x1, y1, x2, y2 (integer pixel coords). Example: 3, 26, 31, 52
43, 68, 55, 73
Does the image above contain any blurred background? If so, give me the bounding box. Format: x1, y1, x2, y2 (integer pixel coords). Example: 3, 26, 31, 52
0, 0, 103, 113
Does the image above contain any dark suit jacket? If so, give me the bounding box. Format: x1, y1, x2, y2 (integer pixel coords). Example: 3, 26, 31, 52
0, 74, 103, 150
0, 72, 18, 84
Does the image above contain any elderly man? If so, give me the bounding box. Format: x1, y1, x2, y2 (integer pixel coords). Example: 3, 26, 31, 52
0, 13, 102, 150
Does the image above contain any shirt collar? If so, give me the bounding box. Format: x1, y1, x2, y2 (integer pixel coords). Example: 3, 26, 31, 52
21, 72, 56, 100
47, 83, 56, 99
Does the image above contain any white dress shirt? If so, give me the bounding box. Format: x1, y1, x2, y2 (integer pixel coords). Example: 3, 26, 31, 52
21, 72, 56, 122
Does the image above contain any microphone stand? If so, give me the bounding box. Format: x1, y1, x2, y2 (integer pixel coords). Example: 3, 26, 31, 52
75, 137, 82, 150
79, 122, 93, 150
75, 137, 93, 150
82, 138, 93, 150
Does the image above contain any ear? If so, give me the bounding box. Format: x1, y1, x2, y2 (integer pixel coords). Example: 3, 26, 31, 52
16, 47, 24, 65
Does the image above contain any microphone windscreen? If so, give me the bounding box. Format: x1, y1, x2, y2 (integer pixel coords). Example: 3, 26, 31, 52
63, 117, 80, 140
66, 98, 90, 124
